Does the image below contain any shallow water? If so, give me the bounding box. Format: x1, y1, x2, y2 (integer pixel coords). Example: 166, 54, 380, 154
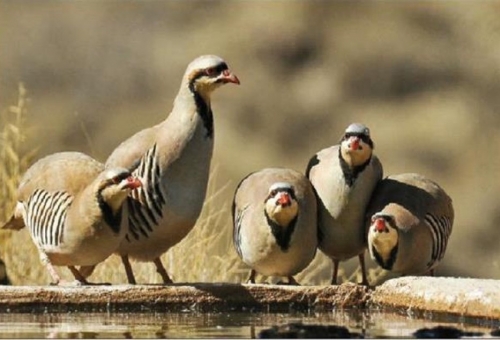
0, 310, 497, 338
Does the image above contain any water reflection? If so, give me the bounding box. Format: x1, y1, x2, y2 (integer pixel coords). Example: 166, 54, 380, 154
0, 310, 497, 338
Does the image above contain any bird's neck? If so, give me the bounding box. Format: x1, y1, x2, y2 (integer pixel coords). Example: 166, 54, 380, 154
370, 230, 398, 270
95, 187, 124, 235
264, 209, 298, 252
69, 183, 123, 235
338, 148, 372, 187
265, 205, 298, 227
170, 80, 213, 139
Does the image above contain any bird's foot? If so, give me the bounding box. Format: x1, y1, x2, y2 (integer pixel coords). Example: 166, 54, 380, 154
80, 281, 112, 286
50, 279, 111, 286
359, 279, 370, 287
277, 277, 300, 285
50, 279, 84, 287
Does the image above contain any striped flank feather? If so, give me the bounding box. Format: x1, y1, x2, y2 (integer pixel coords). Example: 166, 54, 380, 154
25, 189, 73, 248
125, 144, 167, 242
425, 212, 453, 268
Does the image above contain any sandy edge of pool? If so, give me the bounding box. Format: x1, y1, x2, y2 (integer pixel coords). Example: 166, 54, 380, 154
0, 277, 497, 320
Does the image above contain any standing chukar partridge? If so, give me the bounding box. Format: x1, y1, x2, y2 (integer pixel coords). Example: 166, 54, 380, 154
232, 168, 318, 284
306, 123, 383, 285
94, 55, 239, 284
366, 173, 454, 276
1, 152, 141, 285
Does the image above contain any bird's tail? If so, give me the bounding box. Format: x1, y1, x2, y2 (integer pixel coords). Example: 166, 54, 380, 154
1, 202, 25, 230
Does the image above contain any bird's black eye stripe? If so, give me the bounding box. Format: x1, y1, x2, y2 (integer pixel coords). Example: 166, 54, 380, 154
384, 215, 396, 227
265, 187, 296, 203
215, 62, 228, 73
205, 63, 228, 77
111, 171, 131, 184
360, 135, 371, 143
344, 133, 371, 144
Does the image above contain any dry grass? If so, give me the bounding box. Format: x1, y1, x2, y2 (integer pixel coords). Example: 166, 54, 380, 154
0, 83, 44, 285
0, 83, 31, 223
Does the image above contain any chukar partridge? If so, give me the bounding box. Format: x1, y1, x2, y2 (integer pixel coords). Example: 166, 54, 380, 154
1, 152, 141, 285
366, 173, 454, 276
306, 123, 383, 285
99, 55, 239, 284
232, 168, 318, 284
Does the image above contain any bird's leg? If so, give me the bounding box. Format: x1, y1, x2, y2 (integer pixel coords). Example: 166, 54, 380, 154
429, 268, 435, 276
40, 250, 67, 286
153, 257, 173, 284
69, 266, 111, 286
41, 255, 82, 286
78, 265, 96, 279
358, 252, 370, 286
121, 255, 136, 284
246, 269, 256, 284
40, 253, 63, 286
68, 266, 90, 285
331, 259, 340, 285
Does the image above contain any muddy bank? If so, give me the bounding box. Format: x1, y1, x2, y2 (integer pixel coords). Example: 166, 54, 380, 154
0, 277, 498, 321
0, 282, 369, 313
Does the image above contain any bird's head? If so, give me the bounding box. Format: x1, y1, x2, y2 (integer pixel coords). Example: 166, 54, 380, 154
340, 122, 374, 167
185, 55, 240, 97
264, 182, 299, 227
97, 168, 142, 213
368, 212, 398, 254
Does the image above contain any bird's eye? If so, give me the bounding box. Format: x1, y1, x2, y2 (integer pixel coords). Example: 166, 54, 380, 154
205, 67, 217, 77
270, 190, 277, 197
111, 172, 129, 184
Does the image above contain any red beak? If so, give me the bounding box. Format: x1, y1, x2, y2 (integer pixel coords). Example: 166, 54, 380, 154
277, 193, 291, 207
373, 218, 387, 233
125, 176, 142, 189
349, 136, 360, 150
221, 69, 240, 85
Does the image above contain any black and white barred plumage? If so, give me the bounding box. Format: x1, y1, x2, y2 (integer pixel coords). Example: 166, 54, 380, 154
366, 173, 454, 276
425, 212, 453, 268
125, 144, 167, 242
25, 189, 73, 249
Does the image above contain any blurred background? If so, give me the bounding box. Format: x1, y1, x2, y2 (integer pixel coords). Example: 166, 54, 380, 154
1, 0, 499, 285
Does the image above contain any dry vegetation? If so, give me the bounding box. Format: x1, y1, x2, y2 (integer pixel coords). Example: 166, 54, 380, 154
1, 1, 500, 285
0, 83, 41, 285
